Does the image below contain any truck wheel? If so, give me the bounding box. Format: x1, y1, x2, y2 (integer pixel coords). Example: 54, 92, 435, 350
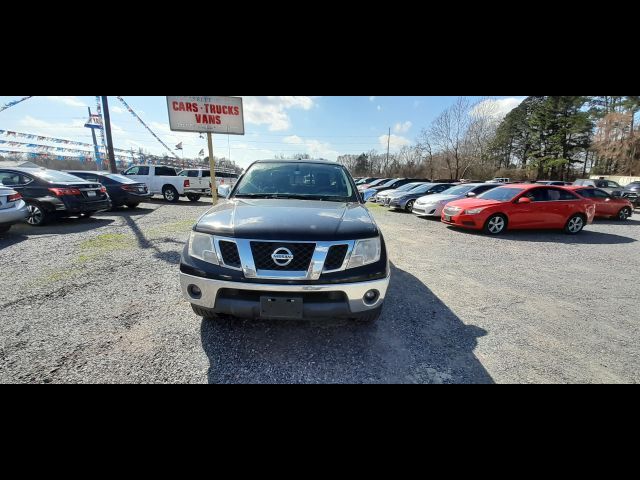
353, 306, 383, 324
191, 304, 220, 321
186, 194, 201, 202
163, 186, 179, 203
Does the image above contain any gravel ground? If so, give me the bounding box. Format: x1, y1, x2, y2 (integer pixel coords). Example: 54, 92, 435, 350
1, 198, 639, 384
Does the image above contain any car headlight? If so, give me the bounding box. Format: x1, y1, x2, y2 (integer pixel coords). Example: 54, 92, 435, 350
347, 237, 381, 269
188, 231, 219, 264
464, 208, 485, 215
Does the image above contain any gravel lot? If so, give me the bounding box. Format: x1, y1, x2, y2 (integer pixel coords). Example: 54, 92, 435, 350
1, 198, 639, 384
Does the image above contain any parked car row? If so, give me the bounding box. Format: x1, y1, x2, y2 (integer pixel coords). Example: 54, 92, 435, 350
363, 177, 636, 236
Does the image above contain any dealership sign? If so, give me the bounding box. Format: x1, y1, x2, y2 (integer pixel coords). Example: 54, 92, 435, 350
166, 96, 244, 135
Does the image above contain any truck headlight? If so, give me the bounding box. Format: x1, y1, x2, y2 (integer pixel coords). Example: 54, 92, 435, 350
188, 231, 219, 264
347, 237, 381, 269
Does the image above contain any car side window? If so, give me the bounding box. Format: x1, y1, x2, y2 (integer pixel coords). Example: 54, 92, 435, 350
557, 189, 580, 200
434, 185, 449, 193
187, 171, 199, 178
474, 185, 496, 194
592, 189, 610, 199
155, 167, 175, 176
137, 166, 150, 176
578, 188, 595, 198
525, 188, 549, 202
0, 172, 32, 187
125, 167, 139, 175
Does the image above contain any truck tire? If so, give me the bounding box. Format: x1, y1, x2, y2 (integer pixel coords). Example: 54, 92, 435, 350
186, 194, 201, 202
163, 185, 179, 203
191, 304, 220, 321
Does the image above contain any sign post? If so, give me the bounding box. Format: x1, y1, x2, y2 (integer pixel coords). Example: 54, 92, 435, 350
207, 132, 217, 204
166, 96, 245, 205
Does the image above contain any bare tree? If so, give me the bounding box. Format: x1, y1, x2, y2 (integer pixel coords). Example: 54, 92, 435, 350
429, 97, 471, 179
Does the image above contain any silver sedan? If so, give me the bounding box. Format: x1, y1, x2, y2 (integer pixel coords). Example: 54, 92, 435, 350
413, 183, 499, 217
0, 187, 28, 234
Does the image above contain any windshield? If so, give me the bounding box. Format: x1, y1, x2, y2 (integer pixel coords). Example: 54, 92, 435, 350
33, 170, 91, 183
367, 179, 388, 187
407, 183, 434, 194
233, 162, 356, 202
106, 174, 138, 184
478, 187, 524, 202
380, 179, 400, 188
396, 182, 423, 193
443, 185, 475, 196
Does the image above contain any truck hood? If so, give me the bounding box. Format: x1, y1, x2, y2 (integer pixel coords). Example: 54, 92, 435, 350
196, 199, 379, 241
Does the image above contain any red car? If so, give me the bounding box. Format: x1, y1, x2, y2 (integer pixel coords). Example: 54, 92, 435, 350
441, 184, 596, 235
567, 186, 634, 221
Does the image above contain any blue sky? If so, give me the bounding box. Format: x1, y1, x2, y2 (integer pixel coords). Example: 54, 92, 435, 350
0, 96, 525, 168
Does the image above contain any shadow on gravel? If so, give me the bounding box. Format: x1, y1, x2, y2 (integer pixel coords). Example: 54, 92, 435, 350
593, 219, 640, 226
103, 206, 156, 217
448, 227, 636, 244
8, 217, 114, 237
121, 215, 184, 266
200, 265, 493, 384
146, 198, 213, 208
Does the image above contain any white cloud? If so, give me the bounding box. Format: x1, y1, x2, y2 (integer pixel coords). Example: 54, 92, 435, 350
111, 106, 126, 114
369, 96, 376, 102
379, 133, 411, 151
471, 97, 525, 119
377, 105, 382, 111
242, 96, 317, 131
283, 135, 339, 160
44, 96, 87, 108
393, 121, 412, 134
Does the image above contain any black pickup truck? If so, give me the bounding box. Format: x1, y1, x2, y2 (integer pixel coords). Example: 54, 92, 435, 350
180, 159, 390, 323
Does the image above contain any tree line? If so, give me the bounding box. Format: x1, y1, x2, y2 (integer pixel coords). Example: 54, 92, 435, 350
337, 96, 640, 181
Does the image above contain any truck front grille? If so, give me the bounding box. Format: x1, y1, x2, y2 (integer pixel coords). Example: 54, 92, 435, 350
324, 244, 348, 271
250, 242, 315, 271
219, 241, 241, 268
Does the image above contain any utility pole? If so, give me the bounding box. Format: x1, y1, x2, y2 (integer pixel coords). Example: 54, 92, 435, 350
87, 107, 101, 169
386, 127, 391, 165
101, 96, 118, 173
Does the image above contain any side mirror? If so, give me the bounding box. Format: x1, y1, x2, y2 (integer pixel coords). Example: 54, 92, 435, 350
465, 192, 477, 198
517, 197, 532, 204
217, 185, 231, 199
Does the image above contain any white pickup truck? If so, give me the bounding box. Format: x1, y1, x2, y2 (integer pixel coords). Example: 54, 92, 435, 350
179, 168, 240, 190
122, 165, 211, 202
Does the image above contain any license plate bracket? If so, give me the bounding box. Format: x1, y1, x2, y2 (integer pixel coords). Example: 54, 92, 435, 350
260, 296, 303, 319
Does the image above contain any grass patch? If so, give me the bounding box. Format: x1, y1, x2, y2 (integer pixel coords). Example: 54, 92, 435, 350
80, 233, 135, 253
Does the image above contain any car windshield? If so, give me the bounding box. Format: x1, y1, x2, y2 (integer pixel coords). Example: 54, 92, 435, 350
478, 187, 525, 202
380, 179, 400, 188
33, 170, 91, 183
443, 185, 475, 196
396, 182, 422, 193
233, 162, 356, 202
409, 184, 434, 194
106, 174, 138, 184
367, 179, 387, 187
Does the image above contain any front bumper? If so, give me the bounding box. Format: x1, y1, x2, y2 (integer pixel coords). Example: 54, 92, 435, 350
0, 201, 28, 225
180, 272, 390, 318
413, 204, 441, 216
441, 212, 483, 229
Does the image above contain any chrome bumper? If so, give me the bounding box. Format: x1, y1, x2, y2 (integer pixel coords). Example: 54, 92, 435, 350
180, 272, 390, 314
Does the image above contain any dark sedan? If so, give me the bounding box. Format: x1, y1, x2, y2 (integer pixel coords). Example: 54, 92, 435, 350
66, 171, 152, 209
622, 181, 640, 207
0, 167, 111, 226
